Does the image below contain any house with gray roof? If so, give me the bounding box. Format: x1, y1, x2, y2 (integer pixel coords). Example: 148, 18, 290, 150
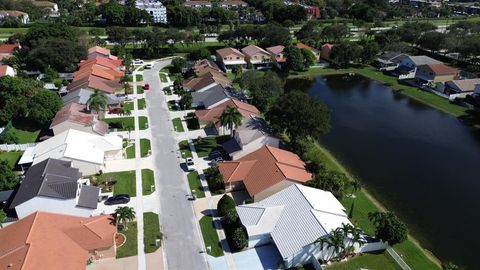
375, 51, 407, 71
62, 88, 121, 107
9, 158, 100, 219
223, 115, 280, 159
237, 184, 358, 268
393, 55, 443, 79
191, 84, 230, 109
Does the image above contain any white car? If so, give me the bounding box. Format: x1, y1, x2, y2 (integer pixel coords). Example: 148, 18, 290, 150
133, 59, 144, 65
186, 157, 195, 171
145, 63, 154, 69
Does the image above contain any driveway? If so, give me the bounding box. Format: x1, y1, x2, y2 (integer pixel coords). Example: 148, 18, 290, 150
143, 60, 209, 270
208, 245, 282, 270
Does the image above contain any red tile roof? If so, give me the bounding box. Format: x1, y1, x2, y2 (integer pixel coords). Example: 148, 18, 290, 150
0, 43, 20, 54
195, 98, 260, 127
79, 56, 122, 70
216, 47, 245, 58
296, 42, 319, 53
0, 65, 8, 77
67, 75, 122, 93
218, 146, 312, 196
50, 103, 108, 135
88, 46, 111, 57
0, 212, 116, 270
425, 63, 459, 76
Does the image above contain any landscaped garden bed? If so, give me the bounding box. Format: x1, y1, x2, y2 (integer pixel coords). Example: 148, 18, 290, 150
90, 171, 136, 197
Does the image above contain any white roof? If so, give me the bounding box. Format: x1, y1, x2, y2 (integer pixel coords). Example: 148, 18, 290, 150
237, 184, 351, 259
26, 129, 122, 165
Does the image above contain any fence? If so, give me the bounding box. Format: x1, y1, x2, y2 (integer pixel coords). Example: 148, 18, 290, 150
0, 143, 36, 152
387, 246, 412, 270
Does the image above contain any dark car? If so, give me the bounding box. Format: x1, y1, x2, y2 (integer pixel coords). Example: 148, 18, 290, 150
104, 194, 130, 205
143, 83, 150, 90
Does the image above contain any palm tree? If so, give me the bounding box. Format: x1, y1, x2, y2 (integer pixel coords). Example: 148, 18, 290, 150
0, 209, 6, 228
120, 75, 132, 95
87, 89, 108, 118
349, 226, 366, 255
115, 206, 136, 231
219, 105, 243, 136
350, 179, 361, 197
327, 228, 346, 261
339, 223, 354, 254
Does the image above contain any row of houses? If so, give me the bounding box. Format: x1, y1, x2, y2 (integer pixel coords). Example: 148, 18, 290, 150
184, 59, 383, 267
0, 0, 60, 23
184, 0, 248, 9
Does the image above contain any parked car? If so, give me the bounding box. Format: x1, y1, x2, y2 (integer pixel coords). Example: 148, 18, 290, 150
145, 63, 153, 69
133, 59, 144, 65
104, 194, 130, 205
186, 157, 195, 171
143, 83, 150, 90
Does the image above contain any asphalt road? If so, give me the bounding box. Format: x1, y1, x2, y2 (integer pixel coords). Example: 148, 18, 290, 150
143, 60, 209, 270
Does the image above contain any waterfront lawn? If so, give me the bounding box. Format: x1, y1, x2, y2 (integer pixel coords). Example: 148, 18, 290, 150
140, 138, 151, 157
0, 151, 23, 168
144, 212, 162, 253
289, 66, 468, 117
93, 171, 136, 197
187, 171, 205, 198
394, 239, 441, 270
199, 216, 224, 257
160, 73, 168, 83
136, 74, 143, 82
142, 169, 155, 195
117, 222, 138, 258
179, 140, 192, 158
172, 117, 184, 132
326, 252, 402, 270
193, 136, 230, 158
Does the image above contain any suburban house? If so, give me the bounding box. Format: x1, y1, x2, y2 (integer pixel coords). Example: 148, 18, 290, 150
223, 116, 280, 159
192, 84, 231, 109
296, 42, 320, 62
415, 63, 459, 83
266, 45, 286, 68
67, 75, 123, 94
393, 55, 442, 79
184, 0, 212, 9
0, 43, 21, 62
0, 64, 16, 77
443, 78, 480, 97
220, 0, 248, 9
50, 103, 108, 136
18, 129, 122, 175
0, 10, 29, 24
218, 145, 312, 201
87, 46, 123, 66
236, 184, 354, 268
320, 43, 334, 61
195, 98, 260, 131
32, 1, 60, 17
62, 88, 121, 108
241, 45, 272, 68
216, 47, 247, 70
183, 71, 232, 92
375, 51, 406, 71
193, 59, 224, 76
0, 211, 116, 269
9, 158, 100, 219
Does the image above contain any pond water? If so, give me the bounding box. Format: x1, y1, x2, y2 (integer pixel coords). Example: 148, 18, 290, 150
286, 74, 480, 269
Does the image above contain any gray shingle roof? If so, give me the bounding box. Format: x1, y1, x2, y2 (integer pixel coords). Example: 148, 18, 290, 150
77, 185, 100, 209
10, 158, 82, 208
62, 88, 120, 106
192, 84, 230, 108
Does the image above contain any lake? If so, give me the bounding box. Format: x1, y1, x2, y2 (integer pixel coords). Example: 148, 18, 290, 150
286, 74, 480, 269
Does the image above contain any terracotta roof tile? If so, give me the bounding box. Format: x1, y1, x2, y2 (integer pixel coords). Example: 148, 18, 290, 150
216, 47, 245, 58
0, 43, 20, 53
297, 42, 319, 52
425, 63, 459, 75
50, 103, 108, 135
88, 46, 111, 57
195, 98, 260, 127
241, 45, 269, 57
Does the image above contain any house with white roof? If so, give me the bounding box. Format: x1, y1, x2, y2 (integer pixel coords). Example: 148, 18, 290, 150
18, 129, 122, 175
237, 184, 378, 268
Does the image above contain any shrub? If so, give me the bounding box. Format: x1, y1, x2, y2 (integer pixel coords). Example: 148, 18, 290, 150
368, 211, 408, 245
108, 121, 124, 129
217, 194, 235, 217
227, 227, 248, 251
223, 208, 239, 229
0, 129, 18, 144
205, 165, 225, 192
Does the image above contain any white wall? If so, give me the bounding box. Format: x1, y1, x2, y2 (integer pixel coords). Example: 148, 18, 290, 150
15, 197, 94, 219
70, 159, 101, 176
52, 121, 95, 136
248, 233, 273, 248
231, 136, 280, 160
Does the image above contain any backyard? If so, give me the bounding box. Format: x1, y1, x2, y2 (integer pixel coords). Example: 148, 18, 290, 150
172, 117, 185, 132
0, 151, 23, 168
142, 169, 155, 195
199, 215, 223, 257
192, 136, 230, 158
116, 221, 138, 258
187, 171, 205, 198
325, 252, 402, 270
104, 116, 148, 131
144, 212, 162, 253
91, 171, 136, 197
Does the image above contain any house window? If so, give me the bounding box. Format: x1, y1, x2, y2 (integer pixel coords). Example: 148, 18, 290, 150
236, 57, 240, 59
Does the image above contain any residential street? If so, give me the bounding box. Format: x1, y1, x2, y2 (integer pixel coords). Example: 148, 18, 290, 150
143, 60, 209, 270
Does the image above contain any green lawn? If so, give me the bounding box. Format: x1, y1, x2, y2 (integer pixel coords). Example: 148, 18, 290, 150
142, 169, 155, 195
126, 144, 135, 159
104, 116, 148, 131
136, 74, 143, 82
289, 66, 468, 118
199, 216, 224, 257
187, 171, 205, 198
2, 119, 43, 144
160, 65, 173, 74
140, 138, 151, 157
179, 140, 192, 158
314, 143, 441, 270
116, 222, 138, 258
326, 252, 402, 270
0, 151, 23, 168
123, 99, 146, 111
93, 171, 136, 196
168, 100, 178, 111
193, 136, 230, 158
172, 117, 185, 132
160, 73, 168, 83
144, 212, 162, 253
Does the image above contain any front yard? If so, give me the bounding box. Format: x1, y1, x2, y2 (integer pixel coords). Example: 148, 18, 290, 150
142, 169, 155, 195
192, 136, 230, 158
116, 221, 138, 258
172, 117, 184, 132
187, 171, 205, 198
199, 215, 224, 257
125, 139, 151, 159
136, 74, 143, 82
104, 116, 148, 131
144, 212, 162, 253
179, 140, 192, 158
91, 171, 136, 197
123, 98, 146, 111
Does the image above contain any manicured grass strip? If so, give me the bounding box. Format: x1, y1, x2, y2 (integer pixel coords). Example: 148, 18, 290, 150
105, 117, 149, 131
140, 138, 151, 157
94, 171, 136, 197
326, 252, 402, 270
179, 140, 192, 158
126, 144, 135, 159
199, 216, 223, 257
0, 151, 23, 168
289, 66, 468, 117
117, 222, 138, 258
193, 136, 229, 158
138, 116, 148, 129
187, 171, 205, 198
123, 99, 146, 111
138, 98, 146, 109
142, 169, 155, 195
160, 65, 173, 74
144, 212, 162, 253
136, 74, 143, 82
160, 73, 168, 83
172, 117, 184, 132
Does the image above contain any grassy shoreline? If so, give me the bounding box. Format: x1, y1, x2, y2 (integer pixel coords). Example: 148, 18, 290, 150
314, 142, 442, 269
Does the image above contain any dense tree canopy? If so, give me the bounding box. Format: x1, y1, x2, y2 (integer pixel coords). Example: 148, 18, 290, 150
368, 211, 408, 245
238, 70, 284, 112
28, 90, 63, 125
0, 160, 18, 191
308, 168, 349, 198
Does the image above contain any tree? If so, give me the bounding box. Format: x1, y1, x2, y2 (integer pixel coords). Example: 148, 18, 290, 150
179, 91, 192, 110
171, 57, 187, 73
205, 164, 224, 192
359, 41, 380, 65
115, 206, 136, 230
217, 194, 236, 217
0, 209, 6, 228
266, 91, 330, 144
224, 208, 239, 228
106, 26, 132, 47
88, 90, 108, 115
0, 160, 18, 191
417, 31, 446, 53
350, 179, 362, 196
219, 106, 243, 136
259, 23, 291, 48
23, 22, 79, 47
231, 65, 242, 78
99, 1, 126, 26
330, 42, 363, 67
28, 90, 63, 125
26, 38, 87, 72
0, 76, 41, 122
0, 129, 18, 144
308, 168, 349, 198
301, 48, 316, 68
121, 75, 132, 95
228, 227, 248, 251
187, 47, 212, 61
368, 211, 407, 245
284, 45, 305, 71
